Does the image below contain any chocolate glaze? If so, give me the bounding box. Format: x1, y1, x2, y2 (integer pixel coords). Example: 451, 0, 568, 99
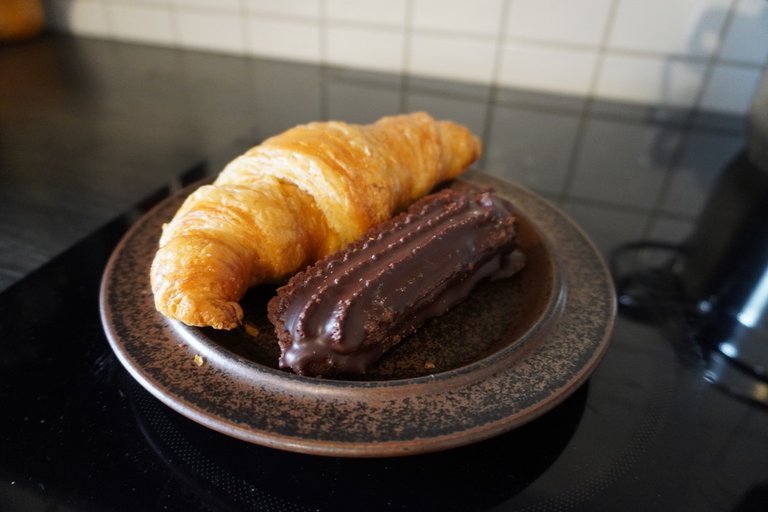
267, 188, 526, 377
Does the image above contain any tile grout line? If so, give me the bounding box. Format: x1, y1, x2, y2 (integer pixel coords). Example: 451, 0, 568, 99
240, 0, 262, 139
101, 0, 116, 37
555, 0, 620, 207
478, 0, 513, 170
205, 11, 767, 70
239, 0, 250, 57
319, 0, 329, 121
400, 0, 415, 114
166, 0, 180, 50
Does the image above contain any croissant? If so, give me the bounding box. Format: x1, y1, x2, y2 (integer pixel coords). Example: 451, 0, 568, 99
150, 112, 482, 329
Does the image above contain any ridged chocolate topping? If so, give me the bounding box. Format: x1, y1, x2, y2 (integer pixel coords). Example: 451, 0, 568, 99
267, 188, 526, 377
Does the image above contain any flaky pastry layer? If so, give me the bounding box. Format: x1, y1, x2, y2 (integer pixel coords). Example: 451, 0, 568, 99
150, 112, 481, 329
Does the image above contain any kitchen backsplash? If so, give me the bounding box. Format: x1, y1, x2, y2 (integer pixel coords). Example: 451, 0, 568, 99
43, 0, 767, 114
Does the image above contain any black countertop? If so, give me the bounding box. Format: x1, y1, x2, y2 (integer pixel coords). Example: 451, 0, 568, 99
3, 34, 767, 512
1, 34, 262, 288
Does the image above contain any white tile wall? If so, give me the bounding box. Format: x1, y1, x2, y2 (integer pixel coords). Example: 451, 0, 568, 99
43, 0, 768, 114
595, 54, 708, 108
720, 0, 768, 64
172, 0, 242, 12
700, 64, 764, 113
607, 0, 732, 57
498, 42, 598, 96
246, 17, 320, 62
176, 9, 245, 54
326, 25, 404, 73
409, 34, 497, 83
505, 0, 613, 47
244, 0, 320, 19
326, 0, 407, 27
411, 0, 504, 37
110, 3, 175, 46
46, 0, 112, 38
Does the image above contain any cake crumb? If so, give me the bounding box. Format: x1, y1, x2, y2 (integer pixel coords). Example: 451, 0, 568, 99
424, 361, 436, 370
193, 354, 204, 367
244, 322, 260, 337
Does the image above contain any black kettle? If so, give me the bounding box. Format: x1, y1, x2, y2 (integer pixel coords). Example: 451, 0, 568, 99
685, 69, 768, 397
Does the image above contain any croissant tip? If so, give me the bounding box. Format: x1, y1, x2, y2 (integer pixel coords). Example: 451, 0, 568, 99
155, 295, 243, 330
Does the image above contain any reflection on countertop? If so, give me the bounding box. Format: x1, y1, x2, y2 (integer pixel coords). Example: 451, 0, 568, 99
0, 33, 747, 291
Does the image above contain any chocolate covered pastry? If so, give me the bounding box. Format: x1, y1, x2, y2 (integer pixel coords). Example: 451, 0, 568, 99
267, 188, 526, 377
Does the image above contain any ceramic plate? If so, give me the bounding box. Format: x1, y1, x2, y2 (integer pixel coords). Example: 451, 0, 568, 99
100, 171, 615, 457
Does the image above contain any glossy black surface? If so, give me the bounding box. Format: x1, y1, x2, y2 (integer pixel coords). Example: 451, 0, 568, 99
2, 34, 768, 511
3, 181, 768, 511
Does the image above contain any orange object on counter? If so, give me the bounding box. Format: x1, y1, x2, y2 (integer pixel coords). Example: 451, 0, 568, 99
0, 0, 44, 41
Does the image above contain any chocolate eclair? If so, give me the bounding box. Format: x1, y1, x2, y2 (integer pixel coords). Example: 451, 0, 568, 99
266, 188, 526, 377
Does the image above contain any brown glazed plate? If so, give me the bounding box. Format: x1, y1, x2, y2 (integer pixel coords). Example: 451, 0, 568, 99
100, 170, 616, 457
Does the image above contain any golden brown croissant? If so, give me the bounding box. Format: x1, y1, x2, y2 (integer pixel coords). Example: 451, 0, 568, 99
150, 112, 482, 329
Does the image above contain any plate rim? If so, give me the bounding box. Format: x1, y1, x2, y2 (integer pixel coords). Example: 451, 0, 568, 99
100, 170, 616, 457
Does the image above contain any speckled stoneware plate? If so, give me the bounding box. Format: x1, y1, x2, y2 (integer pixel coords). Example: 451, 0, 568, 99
100, 170, 615, 457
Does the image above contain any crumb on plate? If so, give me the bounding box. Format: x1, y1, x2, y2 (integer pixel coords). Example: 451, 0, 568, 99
244, 322, 260, 337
